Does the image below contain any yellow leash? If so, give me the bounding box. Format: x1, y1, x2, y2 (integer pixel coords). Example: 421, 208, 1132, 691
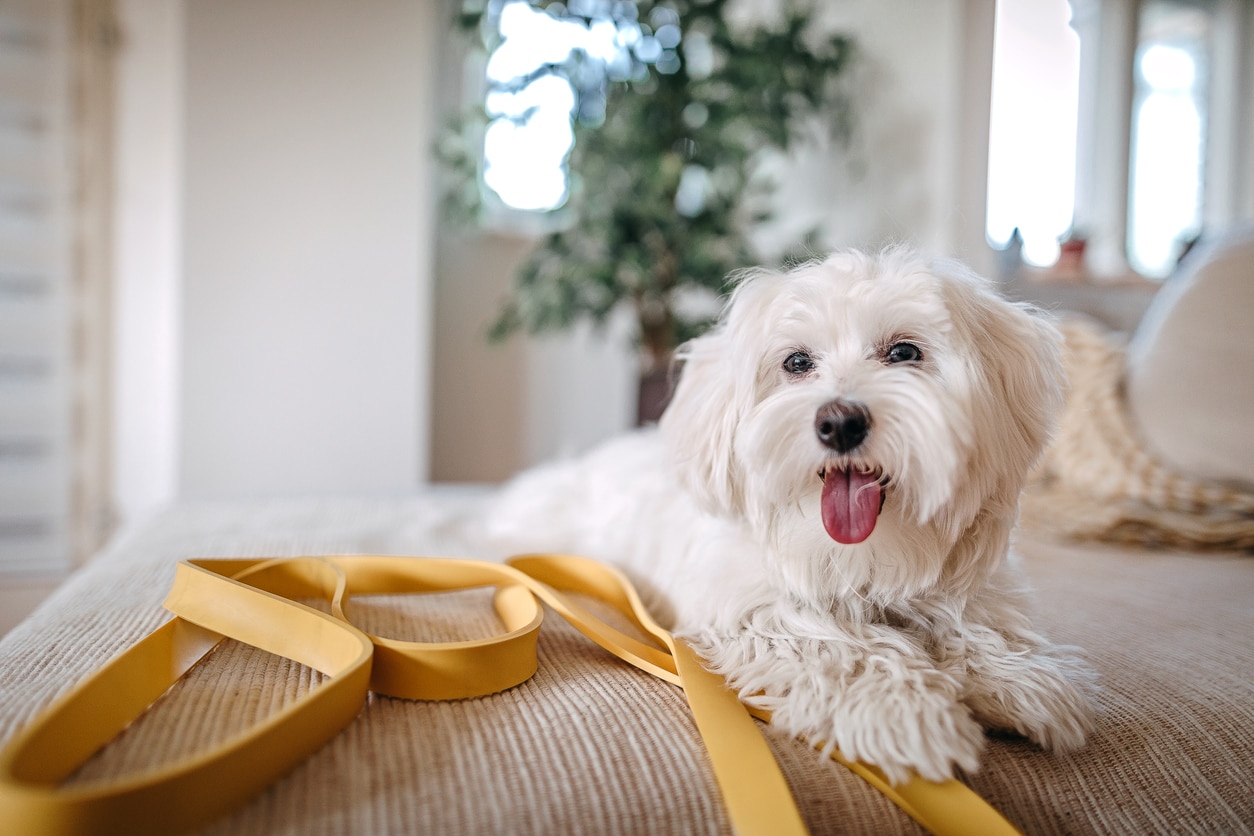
0, 554, 1021, 835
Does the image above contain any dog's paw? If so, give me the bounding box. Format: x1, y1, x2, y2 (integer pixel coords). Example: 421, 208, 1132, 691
964, 649, 1098, 752
754, 665, 985, 785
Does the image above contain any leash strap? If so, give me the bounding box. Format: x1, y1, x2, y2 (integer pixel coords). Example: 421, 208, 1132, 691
0, 554, 1020, 835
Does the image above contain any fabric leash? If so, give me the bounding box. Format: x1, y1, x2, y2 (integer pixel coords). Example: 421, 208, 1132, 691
0, 554, 1021, 836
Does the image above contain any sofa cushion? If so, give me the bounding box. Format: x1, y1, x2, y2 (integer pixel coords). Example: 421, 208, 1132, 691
1125, 228, 1254, 486
2, 497, 1252, 834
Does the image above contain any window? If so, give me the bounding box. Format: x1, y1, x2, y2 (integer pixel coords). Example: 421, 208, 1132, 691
985, 0, 1082, 267
0, 0, 73, 573
0, 0, 112, 574
986, 0, 1242, 280
482, 2, 582, 211
478, 0, 669, 213
1126, 0, 1213, 277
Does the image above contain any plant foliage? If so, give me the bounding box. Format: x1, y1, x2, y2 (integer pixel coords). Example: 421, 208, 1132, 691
445, 0, 856, 368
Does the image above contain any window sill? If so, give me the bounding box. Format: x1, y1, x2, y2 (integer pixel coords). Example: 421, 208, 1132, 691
1001, 268, 1160, 333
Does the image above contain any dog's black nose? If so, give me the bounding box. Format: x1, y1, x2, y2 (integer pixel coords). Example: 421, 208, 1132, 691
815, 399, 871, 453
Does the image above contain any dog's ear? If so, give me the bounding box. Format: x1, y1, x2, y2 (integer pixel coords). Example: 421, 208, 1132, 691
938, 260, 1065, 502
660, 267, 789, 518
659, 323, 748, 517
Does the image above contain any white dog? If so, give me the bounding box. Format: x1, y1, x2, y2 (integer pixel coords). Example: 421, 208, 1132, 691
487, 248, 1096, 784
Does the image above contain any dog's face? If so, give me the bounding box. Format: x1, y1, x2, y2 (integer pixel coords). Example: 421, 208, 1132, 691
660, 250, 1063, 599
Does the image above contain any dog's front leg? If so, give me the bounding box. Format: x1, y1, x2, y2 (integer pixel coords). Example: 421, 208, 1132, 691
687, 607, 985, 785
940, 587, 1097, 753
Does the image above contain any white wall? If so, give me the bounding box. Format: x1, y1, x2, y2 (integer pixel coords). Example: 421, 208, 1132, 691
178, 0, 437, 499
429, 232, 639, 483
753, 0, 994, 273
112, 0, 184, 525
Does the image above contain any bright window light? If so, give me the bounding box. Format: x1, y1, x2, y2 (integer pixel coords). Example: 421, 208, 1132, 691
483, 74, 576, 212
985, 0, 1081, 268
481, 1, 643, 212
1127, 46, 1203, 276
1126, 0, 1212, 279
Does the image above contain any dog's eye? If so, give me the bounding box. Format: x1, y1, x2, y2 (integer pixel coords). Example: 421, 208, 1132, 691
782, 351, 816, 375
885, 342, 923, 364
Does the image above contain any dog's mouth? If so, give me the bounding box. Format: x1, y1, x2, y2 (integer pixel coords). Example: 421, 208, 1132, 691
816, 465, 888, 545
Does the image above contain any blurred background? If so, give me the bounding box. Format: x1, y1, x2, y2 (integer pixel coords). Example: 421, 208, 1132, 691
2, 0, 1252, 628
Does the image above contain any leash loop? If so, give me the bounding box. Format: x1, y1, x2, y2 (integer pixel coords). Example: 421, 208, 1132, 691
0, 554, 1020, 836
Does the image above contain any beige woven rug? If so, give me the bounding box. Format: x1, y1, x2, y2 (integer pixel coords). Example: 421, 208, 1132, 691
1023, 318, 1254, 550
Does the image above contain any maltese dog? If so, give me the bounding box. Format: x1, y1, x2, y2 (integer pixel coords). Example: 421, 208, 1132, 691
487, 248, 1096, 784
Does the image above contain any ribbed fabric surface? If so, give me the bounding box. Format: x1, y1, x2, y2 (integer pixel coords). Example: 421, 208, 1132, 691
1, 495, 1250, 834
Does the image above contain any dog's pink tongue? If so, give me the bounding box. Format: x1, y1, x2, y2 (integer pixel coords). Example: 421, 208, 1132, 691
821, 467, 882, 544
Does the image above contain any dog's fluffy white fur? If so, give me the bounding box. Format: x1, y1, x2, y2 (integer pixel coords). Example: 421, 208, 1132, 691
486, 248, 1096, 784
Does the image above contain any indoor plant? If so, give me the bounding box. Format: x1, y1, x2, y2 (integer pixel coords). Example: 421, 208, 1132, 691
445, 0, 856, 420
